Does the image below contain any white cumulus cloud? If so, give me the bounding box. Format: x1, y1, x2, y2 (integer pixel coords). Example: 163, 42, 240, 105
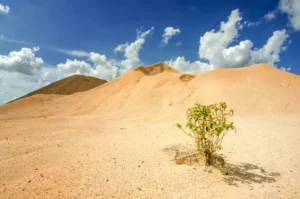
57, 55, 118, 81
0, 3, 10, 14
166, 9, 290, 72
198, 9, 243, 69
162, 27, 181, 45
57, 59, 93, 75
0, 47, 44, 76
114, 27, 154, 70
0, 67, 59, 105
165, 56, 211, 74
58, 27, 155, 81
279, 0, 300, 31
250, 29, 289, 65
0, 46, 63, 105
89, 52, 119, 80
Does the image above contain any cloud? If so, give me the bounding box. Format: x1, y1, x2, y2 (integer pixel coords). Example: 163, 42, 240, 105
250, 29, 289, 65
57, 27, 155, 82
199, 9, 289, 69
264, 10, 278, 21
244, 21, 261, 28
55, 10, 291, 83
242, 10, 278, 29
279, 0, 300, 31
49, 48, 90, 57
57, 53, 119, 80
33, 46, 40, 52
166, 9, 290, 72
0, 47, 44, 76
0, 67, 59, 105
58, 27, 154, 81
198, 9, 244, 69
0, 35, 91, 57
114, 27, 154, 70
280, 66, 292, 71
0, 36, 30, 45
58, 28, 155, 81
0, 46, 60, 105
89, 52, 119, 80
165, 56, 212, 74
57, 59, 93, 75
114, 43, 128, 53
162, 27, 181, 45
175, 42, 182, 47
0, 71, 38, 104
0, 3, 10, 14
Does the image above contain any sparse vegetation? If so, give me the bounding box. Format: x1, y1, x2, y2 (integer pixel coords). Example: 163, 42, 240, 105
176, 102, 236, 166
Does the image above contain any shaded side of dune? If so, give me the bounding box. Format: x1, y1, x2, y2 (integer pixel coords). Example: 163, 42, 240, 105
7, 74, 107, 104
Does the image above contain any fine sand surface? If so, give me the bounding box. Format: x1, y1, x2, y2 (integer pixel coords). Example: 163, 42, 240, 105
1, 63, 300, 198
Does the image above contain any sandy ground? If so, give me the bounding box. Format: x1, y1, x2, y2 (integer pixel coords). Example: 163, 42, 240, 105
1, 115, 300, 199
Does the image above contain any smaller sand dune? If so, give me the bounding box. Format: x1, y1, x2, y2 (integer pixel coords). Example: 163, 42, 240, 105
7, 74, 107, 104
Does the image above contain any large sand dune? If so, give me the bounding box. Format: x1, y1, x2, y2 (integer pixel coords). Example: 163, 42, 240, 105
1, 62, 299, 120
0, 63, 300, 198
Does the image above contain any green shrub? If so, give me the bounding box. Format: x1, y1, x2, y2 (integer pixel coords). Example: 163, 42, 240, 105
176, 102, 236, 166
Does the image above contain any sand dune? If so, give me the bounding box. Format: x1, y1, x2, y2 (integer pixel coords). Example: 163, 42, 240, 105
1, 63, 300, 198
7, 74, 107, 104
1, 62, 299, 120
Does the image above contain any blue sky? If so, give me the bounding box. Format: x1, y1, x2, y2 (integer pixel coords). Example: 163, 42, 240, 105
0, 0, 299, 104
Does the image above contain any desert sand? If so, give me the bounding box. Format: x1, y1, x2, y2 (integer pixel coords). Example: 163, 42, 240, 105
0, 63, 300, 199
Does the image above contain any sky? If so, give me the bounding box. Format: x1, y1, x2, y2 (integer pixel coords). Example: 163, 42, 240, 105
0, 0, 299, 104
